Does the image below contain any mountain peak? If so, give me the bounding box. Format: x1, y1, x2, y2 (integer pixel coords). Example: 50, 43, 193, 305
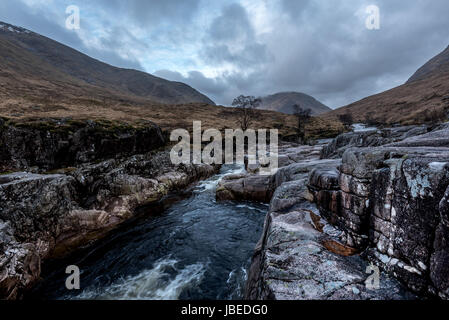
258, 92, 331, 116
0, 21, 215, 106
323, 43, 449, 125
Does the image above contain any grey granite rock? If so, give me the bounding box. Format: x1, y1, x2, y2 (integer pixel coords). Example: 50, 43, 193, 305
244, 140, 414, 300
0, 150, 218, 299
311, 125, 449, 298
321, 125, 429, 159
245, 208, 414, 300
0, 119, 165, 172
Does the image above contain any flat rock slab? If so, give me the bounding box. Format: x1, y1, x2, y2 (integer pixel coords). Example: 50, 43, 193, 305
258, 208, 415, 300
321, 125, 430, 159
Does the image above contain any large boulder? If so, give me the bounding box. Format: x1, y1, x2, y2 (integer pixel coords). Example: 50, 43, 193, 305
308, 168, 341, 226
244, 141, 414, 300
245, 208, 414, 300
0, 173, 78, 242
0, 173, 78, 299
269, 179, 308, 213
311, 125, 449, 297
387, 126, 449, 148
216, 174, 275, 203
0, 119, 165, 172
321, 125, 429, 159
0, 150, 218, 299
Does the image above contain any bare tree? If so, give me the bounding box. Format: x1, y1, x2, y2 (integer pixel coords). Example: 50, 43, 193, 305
232, 95, 261, 131
293, 104, 312, 143
424, 106, 447, 124
338, 113, 354, 128
364, 112, 377, 126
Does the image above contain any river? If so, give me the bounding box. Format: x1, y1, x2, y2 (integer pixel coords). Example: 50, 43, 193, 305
30, 165, 268, 300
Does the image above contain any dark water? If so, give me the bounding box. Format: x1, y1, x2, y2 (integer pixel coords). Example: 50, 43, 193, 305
31, 165, 267, 300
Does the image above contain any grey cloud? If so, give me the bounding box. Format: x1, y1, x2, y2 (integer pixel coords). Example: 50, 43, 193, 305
96, 0, 201, 28
2, 0, 449, 108
153, 3, 274, 105
154, 69, 229, 103
0, 0, 84, 49
280, 0, 316, 21
88, 26, 146, 69
258, 0, 449, 108
203, 3, 270, 68
192, 0, 449, 107
89, 0, 204, 59
0, 0, 143, 70
209, 3, 253, 41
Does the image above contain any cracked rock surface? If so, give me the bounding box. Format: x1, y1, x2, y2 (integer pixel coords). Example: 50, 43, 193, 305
0, 150, 218, 300
225, 142, 416, 300
310, 124, 449, 298
246, 208, 413, 300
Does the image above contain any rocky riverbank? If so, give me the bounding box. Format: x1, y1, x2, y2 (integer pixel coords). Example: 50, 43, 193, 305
0, 119, 219, 299
217, 124, 449, 300
3, 116, 449, 300
312, 124, 449, 298
233, 143, 414, 300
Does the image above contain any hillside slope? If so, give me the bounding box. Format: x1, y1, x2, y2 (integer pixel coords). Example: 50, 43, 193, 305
258, 92, 331, 115
322, 45, 449, 125
0, 21, 343, 141
407, 45, 449, 83
0, 21, 214, 105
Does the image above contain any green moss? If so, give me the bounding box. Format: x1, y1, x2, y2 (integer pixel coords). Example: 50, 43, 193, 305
15, 121, 55, 131
149, 144, 172, 154
216, 185, 226, 192
12, 119, 139, 135
8, 118, 159, 146
44, 167, 77, 175
273, 123, 284, 130
65, 119, 86, 128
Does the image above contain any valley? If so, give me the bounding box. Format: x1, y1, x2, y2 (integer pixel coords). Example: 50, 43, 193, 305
1, 13, 449, 303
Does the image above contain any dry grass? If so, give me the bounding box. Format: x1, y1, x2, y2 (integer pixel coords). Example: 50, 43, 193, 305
0, 96, 344, 141
0, 31, 344, 140
321, 72, 449, 126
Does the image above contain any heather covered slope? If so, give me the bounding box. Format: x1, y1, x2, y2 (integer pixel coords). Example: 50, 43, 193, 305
0, 21, 215, 105
322, 45, 449, 125
407, 45, 449, 83
0, 21, 346, 141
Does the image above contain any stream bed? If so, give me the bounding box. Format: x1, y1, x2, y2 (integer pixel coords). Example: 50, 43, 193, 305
30, 165, 267, 300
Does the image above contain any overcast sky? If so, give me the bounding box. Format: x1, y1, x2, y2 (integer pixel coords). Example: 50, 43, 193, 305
1, 0, 448, 108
